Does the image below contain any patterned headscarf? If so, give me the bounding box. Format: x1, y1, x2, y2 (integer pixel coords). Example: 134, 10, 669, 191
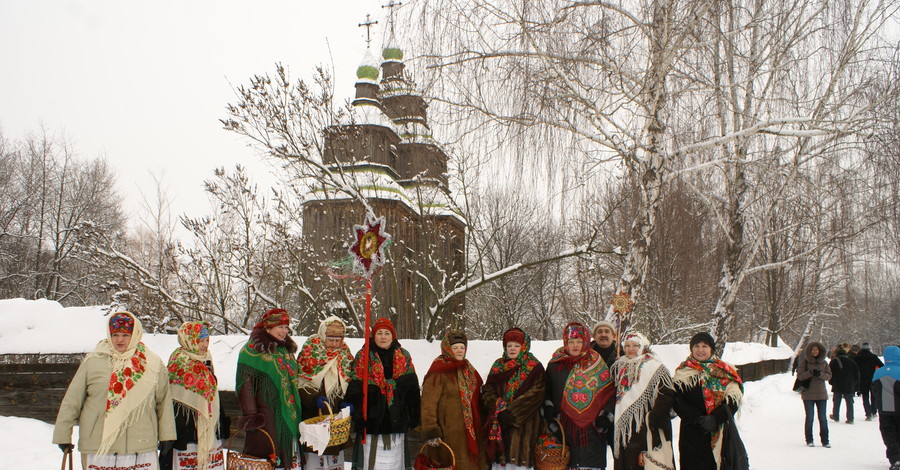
485, 328, 543, 459
297, 316, 354, 404
255, 308, 291, 329
424, 330, 483, 460
109, 313, 134, 334
167, 321, 219, 470
548, 322, 614, 446
351, 333, 415, 408
88, 311, 162, 455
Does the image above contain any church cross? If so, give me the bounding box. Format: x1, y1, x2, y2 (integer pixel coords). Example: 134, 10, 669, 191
358, 14, 378, 47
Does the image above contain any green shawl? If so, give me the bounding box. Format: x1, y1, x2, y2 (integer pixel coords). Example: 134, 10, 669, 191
236, 328, 304, 462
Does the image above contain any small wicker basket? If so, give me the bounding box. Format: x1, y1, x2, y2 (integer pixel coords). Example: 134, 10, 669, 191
224, 427, 277, 470
414, 440, 456, 470
300, 401, 352, 447
534, 419, 570, 470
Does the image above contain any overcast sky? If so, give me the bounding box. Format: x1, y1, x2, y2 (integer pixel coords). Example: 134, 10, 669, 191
1, 0, 387, 225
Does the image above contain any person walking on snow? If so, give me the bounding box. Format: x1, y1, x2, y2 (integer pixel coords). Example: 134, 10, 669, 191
829, 347, 860, 424
796, 341, 832, 448
855, 342, 885, 421
873, 345, 900, 470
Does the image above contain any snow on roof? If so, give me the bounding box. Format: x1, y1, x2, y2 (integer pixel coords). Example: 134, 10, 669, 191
349, 103, 397, 130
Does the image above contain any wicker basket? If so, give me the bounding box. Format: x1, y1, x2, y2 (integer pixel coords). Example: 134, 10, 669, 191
301, 401, 352, 448
224, 427, 277, 470
534, 419, 570, 470
414, 440, 456, 470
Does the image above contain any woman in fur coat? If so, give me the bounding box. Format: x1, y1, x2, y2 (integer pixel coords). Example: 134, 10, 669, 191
796, 341, 832, 447
419, 329, 486, 470
481, 328, 546, 470
673, 332, 745, 470
610, 332, 675, 470
235, 309, 304, 469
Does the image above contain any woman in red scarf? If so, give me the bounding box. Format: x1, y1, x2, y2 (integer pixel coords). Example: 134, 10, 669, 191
542, 322, 614, 469
346, 317, 420, 470
673, 332, 746, 470
419, 329, 485, 470
481, 328, 545, 470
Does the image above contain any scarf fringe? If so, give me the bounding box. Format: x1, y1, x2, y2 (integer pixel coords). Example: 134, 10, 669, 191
96, 392, 156, 455
612, 365, 672, 457
236, 364, 298, 460
173, 399, 218, 470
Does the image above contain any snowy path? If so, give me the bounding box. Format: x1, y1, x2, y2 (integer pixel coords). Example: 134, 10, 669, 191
4, 372, 891, 470
736, 373, 888, 469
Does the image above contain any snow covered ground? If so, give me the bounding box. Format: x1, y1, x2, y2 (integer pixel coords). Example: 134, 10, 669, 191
0, 299, 893, 469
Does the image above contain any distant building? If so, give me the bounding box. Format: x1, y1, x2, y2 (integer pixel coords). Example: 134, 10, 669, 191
300, 33, 465, 339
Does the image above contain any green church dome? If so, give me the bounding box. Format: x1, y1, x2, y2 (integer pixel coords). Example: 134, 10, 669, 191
383, 47, 403, 61
357, 64, 379, 80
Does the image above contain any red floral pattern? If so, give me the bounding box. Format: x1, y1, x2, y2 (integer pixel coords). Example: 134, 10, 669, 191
106, 343, 147, 412
352, 346, 414, 406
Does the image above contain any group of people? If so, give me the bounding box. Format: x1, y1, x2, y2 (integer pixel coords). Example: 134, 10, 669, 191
52, 309, 756, 470
794, 340, 900, 469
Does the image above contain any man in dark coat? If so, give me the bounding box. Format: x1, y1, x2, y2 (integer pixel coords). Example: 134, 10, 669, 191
590, 320, 620, 367
855, 342, 885, 420
829, 347, 860, 424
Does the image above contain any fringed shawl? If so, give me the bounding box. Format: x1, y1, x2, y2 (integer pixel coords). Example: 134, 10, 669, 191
424, 336, 483, 461
548, 346, 614, 446
167, 321, 219, 470
87, 311, 163, 455
673, 356, 743, 451
297, 316, 353, 404
236, 327, 303, 463
610, 352, 673, 457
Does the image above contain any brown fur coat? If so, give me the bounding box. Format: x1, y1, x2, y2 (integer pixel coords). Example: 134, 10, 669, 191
419, 370, 486, 470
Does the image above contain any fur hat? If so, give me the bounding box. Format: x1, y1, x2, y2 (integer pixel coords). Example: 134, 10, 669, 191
371, 317, 397, 339
503, 328, 526, 346
689, 332, 716, 352
593, 320, 617, 336
447, 329, 467, 346
861, 342, 871, 351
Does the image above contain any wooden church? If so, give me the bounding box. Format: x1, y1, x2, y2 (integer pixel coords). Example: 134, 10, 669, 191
300, 29, 465, 339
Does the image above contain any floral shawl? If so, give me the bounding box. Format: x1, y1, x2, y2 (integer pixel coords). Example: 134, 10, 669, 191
424, 334, 483, 460
86, 311, 163, 455
236, 327, 303, 463
167, 321, 219, 470
674, 356, 743, 450
484, 330, 543, 460
548, 323, 613, 446
351, 342, 414, 408
297, 316, 353, 404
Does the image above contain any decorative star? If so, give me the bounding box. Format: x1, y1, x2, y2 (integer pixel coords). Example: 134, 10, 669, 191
610, 292, 635, 315
348, 214, 392, 279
